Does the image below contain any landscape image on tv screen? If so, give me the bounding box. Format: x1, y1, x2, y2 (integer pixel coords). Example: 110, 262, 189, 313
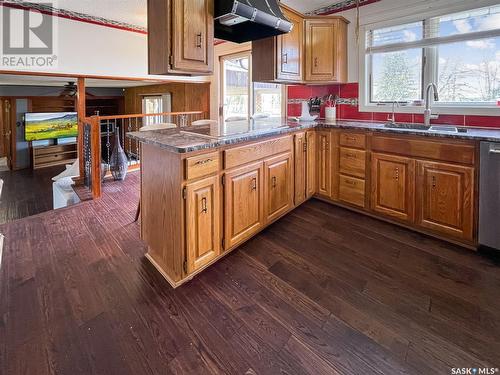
25, 112, 78, 141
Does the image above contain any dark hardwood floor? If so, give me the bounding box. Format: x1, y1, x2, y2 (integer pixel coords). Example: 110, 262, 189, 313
1, 171, 499, 374
0, 165, 65, 225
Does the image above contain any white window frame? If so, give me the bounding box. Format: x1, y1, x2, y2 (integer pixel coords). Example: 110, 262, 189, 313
219, 50, 286, 121
359, 3, 500, 116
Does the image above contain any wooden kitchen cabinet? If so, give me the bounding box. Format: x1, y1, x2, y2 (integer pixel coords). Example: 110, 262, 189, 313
371, 153, 415, 222
148, 0, 214, 75
224, 162, 264, 248
306, 131, 317, 198
185, 176, 220, 273
416, 161, 474, 241
252, 6, 303, 83
304, 17, 348, 82
294, 132, 307, 205
265, 153, 293, 222
317, 131, 332, 197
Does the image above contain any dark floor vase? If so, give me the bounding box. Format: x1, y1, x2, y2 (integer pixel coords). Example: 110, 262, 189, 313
110, 129, 128, 181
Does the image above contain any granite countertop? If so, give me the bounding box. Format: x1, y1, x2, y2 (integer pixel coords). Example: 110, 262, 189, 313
127, 118, 500, 153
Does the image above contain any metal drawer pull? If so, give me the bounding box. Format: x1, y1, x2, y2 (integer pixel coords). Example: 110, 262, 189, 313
201, 197, 207, 213
195, 158, 212, 165
489, 149, 500, 154
251, 178, 257, 191
345, 153, 356, 158
345, 179, 356, 186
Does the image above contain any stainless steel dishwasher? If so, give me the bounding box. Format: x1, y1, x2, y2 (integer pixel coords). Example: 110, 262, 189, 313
479, 141, 500, 250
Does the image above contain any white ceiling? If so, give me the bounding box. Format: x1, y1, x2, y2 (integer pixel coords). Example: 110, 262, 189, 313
46, 0, 345, 27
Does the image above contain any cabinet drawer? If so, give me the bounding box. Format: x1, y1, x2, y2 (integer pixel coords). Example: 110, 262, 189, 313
338, 175, 365, 207
224, 136, 292, 170
371, 135, 475, 165
339, 132, 366, 149
185, 152, 219, 180
339, 147, 366, 178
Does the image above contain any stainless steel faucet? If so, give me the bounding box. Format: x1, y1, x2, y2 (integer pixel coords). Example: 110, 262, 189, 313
387, 101, 399, 124
424, 83, 439, 126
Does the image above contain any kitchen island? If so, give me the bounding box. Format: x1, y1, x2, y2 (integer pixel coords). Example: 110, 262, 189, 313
128, 119, 500, 288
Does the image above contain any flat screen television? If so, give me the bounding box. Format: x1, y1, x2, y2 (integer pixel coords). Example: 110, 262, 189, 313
25, 112, 78, 141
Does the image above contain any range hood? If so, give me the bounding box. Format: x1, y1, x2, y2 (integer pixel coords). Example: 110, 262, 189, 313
214, 0, 293, 43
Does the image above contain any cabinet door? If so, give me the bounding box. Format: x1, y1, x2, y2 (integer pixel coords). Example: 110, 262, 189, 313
304, 20, 331, 81
265, 153, 293, 222
317, 131, 332, 197
416, 161, 474, 241
306, 131, 317, 198
171, 0, 214, 73
294, 132, 306, 205
185, 176, 220, 273
224, 162, 264, 248
276, 8, 303, 81
371, 153, 415, 222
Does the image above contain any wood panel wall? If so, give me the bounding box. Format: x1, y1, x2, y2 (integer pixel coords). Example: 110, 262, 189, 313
123, 82, 210, 116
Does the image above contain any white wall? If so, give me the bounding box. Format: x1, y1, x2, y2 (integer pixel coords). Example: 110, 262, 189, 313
339, 0, 500, 82
1, 14, 209, 83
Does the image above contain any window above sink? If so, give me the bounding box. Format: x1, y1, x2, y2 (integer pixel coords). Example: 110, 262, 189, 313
359, 4, 500, 116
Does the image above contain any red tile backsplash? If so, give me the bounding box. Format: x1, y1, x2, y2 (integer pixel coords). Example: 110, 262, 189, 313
287, 82, 500, 129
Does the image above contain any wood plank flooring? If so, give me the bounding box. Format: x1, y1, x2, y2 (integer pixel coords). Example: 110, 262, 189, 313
0, 171, 499, 374
0, 165, 65, 224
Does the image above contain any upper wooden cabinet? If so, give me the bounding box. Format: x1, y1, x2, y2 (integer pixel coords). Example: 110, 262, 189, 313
148, 0, 214, 75
252, 9, 348, 83
185, 176, 220, 273
304, 17, 348, 82
416, 161, 474, 242
371, 153, 415, 223
252, 6, 304, 83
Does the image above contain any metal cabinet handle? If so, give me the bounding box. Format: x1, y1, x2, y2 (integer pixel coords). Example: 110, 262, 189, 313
196, 32, 202, 48
283, 53, 288, 64
201, 197, 207, 213
314, 57, 318, 67
345, 153, 356, 158
345, 179, 356, 186
272, 176, 277, 188
251, 178, 257, 191
432, 175, 436, 188
489, 149, 500, 154
195, 158, 212, 165
394, 167, 400, 181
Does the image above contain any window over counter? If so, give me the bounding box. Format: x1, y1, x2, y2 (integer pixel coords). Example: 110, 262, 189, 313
142, 94, 172, 125
360, 5, 500, 115
220, 51, 284, 123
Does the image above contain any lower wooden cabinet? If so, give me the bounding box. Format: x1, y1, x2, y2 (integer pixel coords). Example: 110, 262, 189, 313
265, 153, 293, 222
416, 161, 474, 241
317, 131, 332, 197
185, 176, 220, 273
306, 131, 317, 198
371, 153, 415, 222
224, 161, 264, 249
294, 132, 307, 205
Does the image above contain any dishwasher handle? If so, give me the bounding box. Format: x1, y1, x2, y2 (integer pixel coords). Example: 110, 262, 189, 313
489, 148, 500, 154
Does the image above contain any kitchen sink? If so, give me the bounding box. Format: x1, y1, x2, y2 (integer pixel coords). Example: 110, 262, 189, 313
383, 123, 466, 133
383, 123, 430, 130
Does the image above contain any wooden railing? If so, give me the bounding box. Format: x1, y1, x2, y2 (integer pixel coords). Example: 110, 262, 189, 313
79, 111, 206, 199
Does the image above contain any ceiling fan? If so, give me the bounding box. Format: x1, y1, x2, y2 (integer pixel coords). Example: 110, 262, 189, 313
58, 82, 95, 98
